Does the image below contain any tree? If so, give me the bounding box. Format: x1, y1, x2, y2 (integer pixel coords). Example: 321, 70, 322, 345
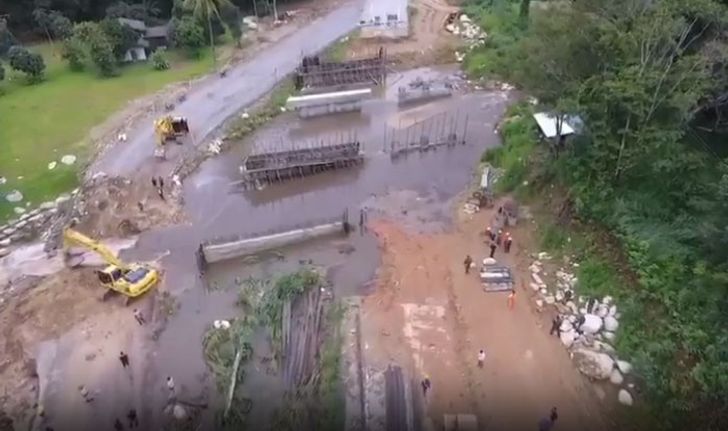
62, 36, 86, 71
71, 22, 117, 76
0, 18, 18, 58
7, 46, 46, 83
220, 2, 243, 47
100, 18, 141, 59
171, 16, 206, 57
33, 8, 55, 46
49, 12, 73, 40
519, 0, 530, 21
0, 63, 4, 81
105, 2, 147, 20
184, 0, 233, 68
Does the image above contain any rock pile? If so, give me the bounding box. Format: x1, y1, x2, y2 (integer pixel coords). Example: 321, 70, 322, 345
0, 195, 70, 258
530, 255, 636, 406
446, 14, 486, 63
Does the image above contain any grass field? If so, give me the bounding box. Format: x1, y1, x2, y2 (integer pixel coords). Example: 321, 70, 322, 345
0, 43, 223, 222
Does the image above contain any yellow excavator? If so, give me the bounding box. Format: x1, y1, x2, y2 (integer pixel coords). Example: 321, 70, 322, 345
153, 115, 190, 159
63, 228, 160, 300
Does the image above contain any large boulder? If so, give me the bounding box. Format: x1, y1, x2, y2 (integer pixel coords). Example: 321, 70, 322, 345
531, 273, 544, 286
560, 320, 574, 332
580, 314, 603, 334
616, 360, 633, 375
560, 330, 576, 348
571, 348, 614, 380
596, 304, 609, 318
618, 389, 633, 406
608, 305, 618, 317
604, 316, 619, 332
610, 369, 624, 385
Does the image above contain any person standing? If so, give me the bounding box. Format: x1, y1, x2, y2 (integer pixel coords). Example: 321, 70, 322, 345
133, 309, 145, 326
166, 376, 176, 392
79, 385, 94, 403
485, 226, 493, 241
114, 418, 124, 431
119, 351, 130, 368
421, 375, 431, 397
507, 289, 516, 310
464, 255, 473, 274
477, 349, 486, 368
127, 409, 139, 428
496, 229, 503, 245
550, 315, 563, 337
504, 233, 513, 253
151, 177, 157, 188
489, 242, 497, 258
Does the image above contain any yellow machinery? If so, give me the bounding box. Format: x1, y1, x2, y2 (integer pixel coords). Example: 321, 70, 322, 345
63, 228, 159, 300
154, 115, 190, 147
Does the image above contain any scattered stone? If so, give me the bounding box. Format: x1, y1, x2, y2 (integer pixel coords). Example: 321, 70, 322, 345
55, 194, 71, 205
85, 353, 96, 361
560, 320, 573, 332
593, 340, 615, 355
616, 360, 632, 375
571, 348, 615, 380
172, 404, 187, 420
530, 282, 540, 291
0, 176, 5, 185
560, 330, 576, 348
5, 190, 23, 203
596, 304, 609, 318
555, 290, 564, 302
535, 299, 544, 308
537, 251, 551, 260
566, 301, 578, 314
3, 228, 15, 236
603, 331, 616, 341
609, 305, 618, 317
618, 389, 633, 406
540, 288, 547, 295
0, 248, 10, 258
48, 161, 57, 170
61, 154, 77, 165
459, 14, 471, 23
13, 207, 25, 215
531, 273, 544, 286
580, 314, 603, 334
604, 316, 619, 332
39, 201, 55, 210
0, 239, 10, 247
602, 295, 613, 305
544, 295, 555, 305
609, 369, 624, 385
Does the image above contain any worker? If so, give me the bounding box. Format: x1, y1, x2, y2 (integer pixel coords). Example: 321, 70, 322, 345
151, 177, 157, 188
464, 255, 473, 274
157, 176, 165, 200
421, 375, 431, 397
166, 376, 175, 392
550, 315, 563, 337
504, 233, 513, 253
137, 201, 144, 212
550, 407, 558, 423
477, 349, 486, 368
485, 226, 494, 241
507, 289, 516, 310
119, 351, 130, 368
127, 409, 139, 428
133, 309, 145, 326
496, 229, 503, 245
489, 242, 497, 258
114, 418, 124, 431
576, 315, 586, 334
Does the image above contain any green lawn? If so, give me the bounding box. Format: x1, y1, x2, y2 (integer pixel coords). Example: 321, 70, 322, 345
0, 43, 219, 222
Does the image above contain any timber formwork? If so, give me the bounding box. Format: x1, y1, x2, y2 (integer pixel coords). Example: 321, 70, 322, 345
239, 141, 364, 188
293, 48, 387, 90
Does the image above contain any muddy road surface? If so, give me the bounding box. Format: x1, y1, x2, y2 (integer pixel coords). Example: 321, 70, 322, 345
93, 0, 365, 178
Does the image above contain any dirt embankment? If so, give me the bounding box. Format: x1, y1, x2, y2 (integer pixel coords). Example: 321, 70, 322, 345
347, 0, 462, 68
361, 197, 616, 430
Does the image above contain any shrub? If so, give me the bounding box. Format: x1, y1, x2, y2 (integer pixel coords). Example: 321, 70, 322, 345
100, 18, 141, 59
150, 47, 170, 70
61, 37, 86, 71
7, 46, 46, 83
171, 17, 205, 58
0, 62, 4, 81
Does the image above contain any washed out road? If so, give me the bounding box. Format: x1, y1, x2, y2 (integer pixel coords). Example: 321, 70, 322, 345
93, 0, 364, 177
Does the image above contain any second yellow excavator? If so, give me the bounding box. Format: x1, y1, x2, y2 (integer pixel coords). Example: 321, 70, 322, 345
63, 228, 159, 300
153, 115, 189, 158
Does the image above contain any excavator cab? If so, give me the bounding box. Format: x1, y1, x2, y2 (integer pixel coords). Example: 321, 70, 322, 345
154, 116, 190, 148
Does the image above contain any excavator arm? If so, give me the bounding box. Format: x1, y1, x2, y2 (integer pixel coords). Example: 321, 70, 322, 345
62, 228, 126, 269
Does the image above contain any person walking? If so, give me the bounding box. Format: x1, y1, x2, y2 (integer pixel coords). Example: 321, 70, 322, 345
550, 315, 563, 337
127, 409, 139, 428
114, 418, 124, 431
158, 176, 165, 189
464, 255, 473, 274
166, 376, 176, 392
119, 351, 130, 368
477, 349, 486, 368
421, 375, 431, 397
156, 177, 165, 200
489, 242, 497, 258
151, 177, 157, 188
485, 226, 493, 241
133, 309, 145, 326
507, 289, 516, 310
496, 229, 503, 245
504, 233, 513, 253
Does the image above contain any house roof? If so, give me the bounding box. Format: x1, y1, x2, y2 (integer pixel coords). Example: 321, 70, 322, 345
145, 24, 169, 39
117, 17, 146, 32
532, 112, 576, 139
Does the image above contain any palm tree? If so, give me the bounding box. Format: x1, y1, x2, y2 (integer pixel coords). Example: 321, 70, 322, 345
184, 0, 232, 68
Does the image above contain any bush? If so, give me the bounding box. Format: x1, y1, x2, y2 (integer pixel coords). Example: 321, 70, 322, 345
171, 17, 205, 58
150, 47, 170, 70
0, 63, 4, 81
7, 46, 46, 83
61, 37, 86, 71
49, 12, 73, 40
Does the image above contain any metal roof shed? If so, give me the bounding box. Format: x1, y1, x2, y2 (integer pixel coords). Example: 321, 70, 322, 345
533, 112, 575, 139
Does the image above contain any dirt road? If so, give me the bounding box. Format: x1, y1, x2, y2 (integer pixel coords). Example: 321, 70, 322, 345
92, 0, 365, 178
362, 201, 614, 431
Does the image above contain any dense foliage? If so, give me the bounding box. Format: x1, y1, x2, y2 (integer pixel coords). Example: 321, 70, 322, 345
150, 46, 170, 69
467, 0, 728, 429
7, 45, 46, 81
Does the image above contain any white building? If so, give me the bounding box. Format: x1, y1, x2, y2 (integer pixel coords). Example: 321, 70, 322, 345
359, 0, 409, 38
